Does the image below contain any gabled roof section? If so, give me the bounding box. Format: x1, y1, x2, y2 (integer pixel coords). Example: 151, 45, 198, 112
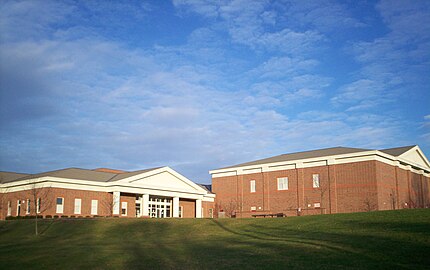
216, 147, 371, 170
115, 167, 210, 194
395, 145, 430, 169
379, 145, 416, 156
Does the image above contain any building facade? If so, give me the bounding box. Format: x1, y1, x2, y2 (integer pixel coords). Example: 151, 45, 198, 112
0, 167, 215, 220
210, 146, 430, 217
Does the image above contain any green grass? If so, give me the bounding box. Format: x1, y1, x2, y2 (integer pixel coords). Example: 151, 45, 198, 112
1, 209, 430, 269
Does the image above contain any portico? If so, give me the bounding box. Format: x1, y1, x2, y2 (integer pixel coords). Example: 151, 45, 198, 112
110, 167, 213, 218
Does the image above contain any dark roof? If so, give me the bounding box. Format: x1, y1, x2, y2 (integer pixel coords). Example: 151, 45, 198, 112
0, 172, 30, 183
216, 147, 371, 170
198, 184, 213, 193
0, 167, 161, 184
379, 145, 416, 157
108, 167, 163, 182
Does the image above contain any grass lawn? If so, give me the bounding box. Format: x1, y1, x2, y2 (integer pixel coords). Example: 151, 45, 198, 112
1, 209, 430, 269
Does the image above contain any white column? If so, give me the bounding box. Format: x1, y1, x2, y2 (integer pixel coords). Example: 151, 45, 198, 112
173, 196, 179, 218
142, 194, 149, 217
113, 191, 120, 215
195, 199, 202, 218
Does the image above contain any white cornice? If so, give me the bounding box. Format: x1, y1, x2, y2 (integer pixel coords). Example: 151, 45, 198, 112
1, 167, 214, 199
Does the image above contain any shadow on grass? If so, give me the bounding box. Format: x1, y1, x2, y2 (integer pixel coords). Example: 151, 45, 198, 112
1, 212, 430, 270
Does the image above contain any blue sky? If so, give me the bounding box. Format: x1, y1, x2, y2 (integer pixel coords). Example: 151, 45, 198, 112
0, 0, 429, 183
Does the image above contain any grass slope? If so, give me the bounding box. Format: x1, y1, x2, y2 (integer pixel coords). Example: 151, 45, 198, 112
1, 209, 430, 269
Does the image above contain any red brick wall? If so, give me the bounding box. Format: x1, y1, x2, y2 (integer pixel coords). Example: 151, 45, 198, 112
334, 161, 378, 213
212, 160, 430, 217
264, 169, 298, 217
202, 201, 215, 218
212, 175, 239, 216
120, 193, 136, 218
302, 166, 330, 215
410, 172, 423, 208
396, 167, 410, 208
179, 199, 195, 218
2, 188, 112, 218
375, 162, 397, 210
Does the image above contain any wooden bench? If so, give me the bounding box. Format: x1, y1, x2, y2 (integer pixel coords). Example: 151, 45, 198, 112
251, 213, 285, 218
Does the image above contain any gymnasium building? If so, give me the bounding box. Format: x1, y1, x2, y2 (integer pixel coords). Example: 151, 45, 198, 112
210, 145, 430, 217
0, 167, 215, 220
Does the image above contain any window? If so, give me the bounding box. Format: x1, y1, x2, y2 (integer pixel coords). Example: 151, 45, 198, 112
313, 174, 320, 188
91, 200, 98, 215
56, 197, 64, 214
179, 206, 183, 218
74, 198, 82, 215
314, 202, 321, 208
250, 180, 256, 193
121, 201, 127, 216
209, 208, 214, 218
7, 201, 11, 216
277, 177, 289, 190
26, 199, 31, 215
37, 198, 41, 214
250, 206, 256, 211
17, 200, 21, 215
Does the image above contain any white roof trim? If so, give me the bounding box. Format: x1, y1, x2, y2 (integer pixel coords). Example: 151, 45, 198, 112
210, 148, 430, 176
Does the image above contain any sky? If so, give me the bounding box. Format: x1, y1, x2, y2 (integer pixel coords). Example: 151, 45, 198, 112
0, 0, 429, 183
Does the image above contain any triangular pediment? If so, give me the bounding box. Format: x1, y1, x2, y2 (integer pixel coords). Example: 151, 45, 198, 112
399, 147, 430, 169
117, 167, 207, 193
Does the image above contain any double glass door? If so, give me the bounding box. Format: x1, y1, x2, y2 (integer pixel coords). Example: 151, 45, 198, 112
148, 197, 172, 218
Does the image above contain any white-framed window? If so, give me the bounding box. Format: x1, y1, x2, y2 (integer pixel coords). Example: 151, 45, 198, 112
7, 201, 11, 216
36, 198, 41, 214
209, 208, 214, 218
26, 199, 31, 214
250, 206, 256, 211
74, 198, 82, 215
91, 200, 98, 215
277, 177, 289, 190
250, 180, 256, 193
121, 201, 127, 216
17, 200, 21, 215
201, 207, 204, 218
179, 206, 183, 218
314, 202, 321, 208
56, 197, 64, 214
313, 174, 320, 188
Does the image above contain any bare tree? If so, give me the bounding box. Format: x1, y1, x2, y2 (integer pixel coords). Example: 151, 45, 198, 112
214, 202, 222, 218
27, 179, 52, 235
219, 199, 239, 218
0, 176, 6, 220
319, 183, 329, 214
390, 189, 397, 210
363, 196, 377, 212
101, 193, 117, 217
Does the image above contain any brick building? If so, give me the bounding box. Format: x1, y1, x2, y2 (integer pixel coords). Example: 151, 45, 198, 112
0, 167, 215, 220
210, 146, 430, 217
